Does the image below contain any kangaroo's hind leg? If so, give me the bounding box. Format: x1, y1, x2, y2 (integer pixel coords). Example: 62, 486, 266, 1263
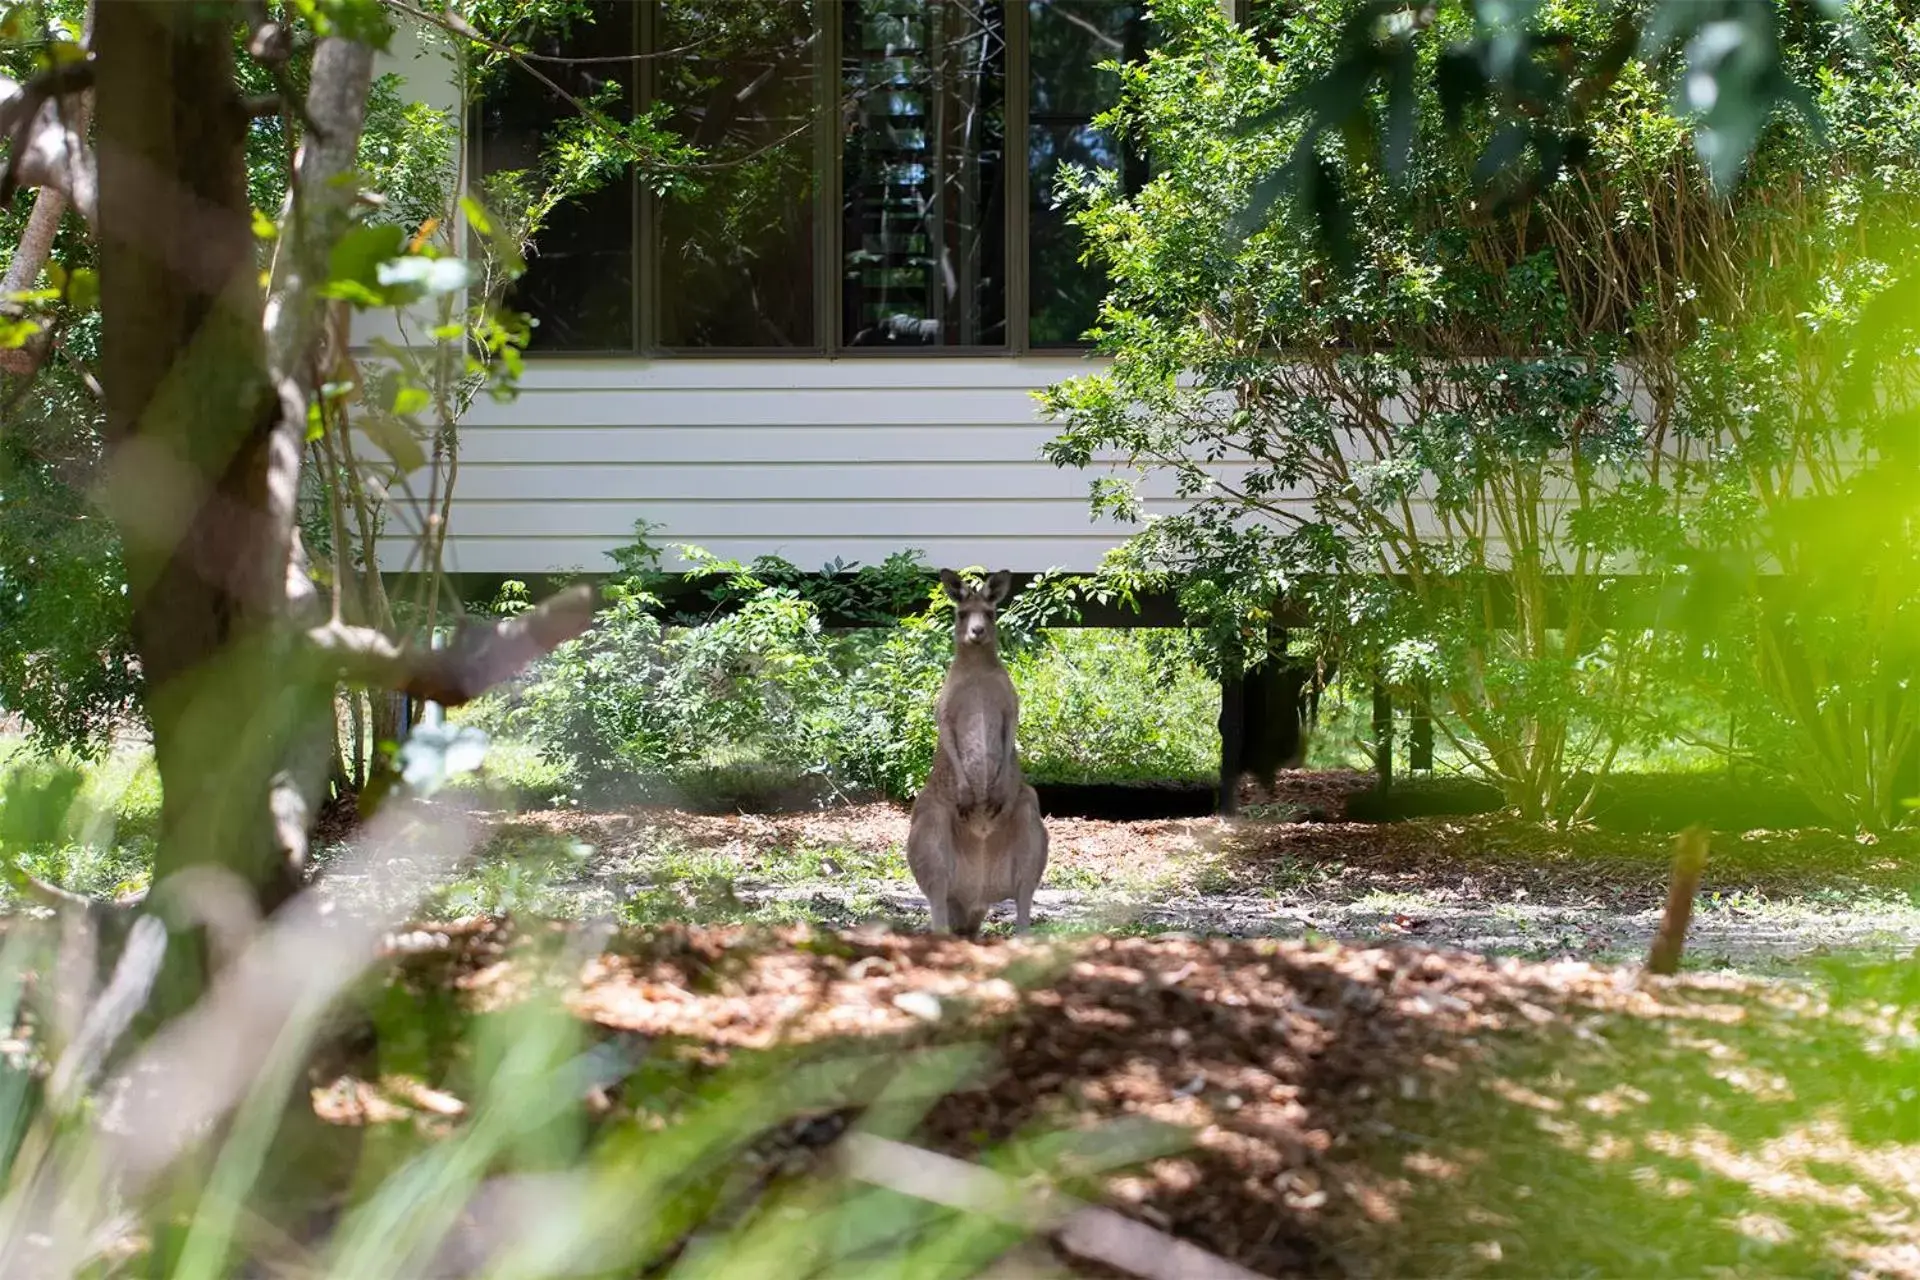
907, 800, 957, 933
954, 902, 988, 939
1008, 786, 1049, 935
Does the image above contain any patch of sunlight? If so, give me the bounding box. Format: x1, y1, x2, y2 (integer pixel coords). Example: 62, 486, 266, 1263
1485, 1078, 1564, 1112
1640, 1122, 1910, 1215
1353, 889, 1438, 914
1402, 1151, 1464, 1181
1585, 1133, 1634, 1162
1580, 1083, 1652, 1118
1733, 1212, 1797, 1246
1708, 1063, 1794, 1102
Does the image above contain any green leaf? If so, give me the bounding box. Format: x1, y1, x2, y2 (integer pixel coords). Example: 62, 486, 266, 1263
252, 208, 279, 240
321, 222, 407, 302
289, 0, 395, 49
362, 413, 426, 474
40, 38, 85, 67
66, 268, 98, 313
391, 384, 431, 417
459, 194, 493, 237
0, 762, 83, 851
0, 316, 42, 350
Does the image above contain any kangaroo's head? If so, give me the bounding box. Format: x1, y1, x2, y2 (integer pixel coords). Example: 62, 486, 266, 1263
940, 569, 1012, 652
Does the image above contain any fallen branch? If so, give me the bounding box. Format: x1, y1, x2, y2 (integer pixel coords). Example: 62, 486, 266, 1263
306, 583, 598, 707
839, 1132, 1267, 1280
1645, 824, 1710, 977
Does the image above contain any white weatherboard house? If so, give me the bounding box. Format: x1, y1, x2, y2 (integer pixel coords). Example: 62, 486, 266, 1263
372, 1, 1200, 581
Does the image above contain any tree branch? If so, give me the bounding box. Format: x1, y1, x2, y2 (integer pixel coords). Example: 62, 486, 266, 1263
306, 584, 598, 707
0, 60, 98, 221
0, 2, 100, 380
260, 36, 375, 618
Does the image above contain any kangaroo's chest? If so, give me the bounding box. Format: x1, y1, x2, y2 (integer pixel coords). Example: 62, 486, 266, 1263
939, 675, 1017, 756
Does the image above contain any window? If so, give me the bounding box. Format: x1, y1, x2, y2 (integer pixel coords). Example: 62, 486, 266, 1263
841, 0, 1006, 346
1026, 1, 1145, 347
474, 3, 637, 353
474, 0, 1147, 354
654, 1, 818, 348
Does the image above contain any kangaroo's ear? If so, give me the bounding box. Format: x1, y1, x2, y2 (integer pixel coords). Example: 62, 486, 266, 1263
984, 570, 1012, 605
938, 569, 966, 602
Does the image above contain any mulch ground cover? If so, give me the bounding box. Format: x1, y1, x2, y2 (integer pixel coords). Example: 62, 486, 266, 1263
324, 916, 1920, 1278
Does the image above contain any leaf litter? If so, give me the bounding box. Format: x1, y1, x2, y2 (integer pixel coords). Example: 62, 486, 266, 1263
312, 914, 1920, 1278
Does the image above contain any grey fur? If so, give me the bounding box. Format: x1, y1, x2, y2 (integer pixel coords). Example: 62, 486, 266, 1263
908, 570, 1048, 936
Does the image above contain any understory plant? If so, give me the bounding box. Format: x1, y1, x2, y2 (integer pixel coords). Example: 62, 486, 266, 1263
1041, 0, 1920, 824
469, 533, 1220, 802
1663, 221, 1920, 829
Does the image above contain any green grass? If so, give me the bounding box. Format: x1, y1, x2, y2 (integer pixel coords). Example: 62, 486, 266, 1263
0, 733, 159, 900
767, 842, 911, 885
441, 730, 574, 804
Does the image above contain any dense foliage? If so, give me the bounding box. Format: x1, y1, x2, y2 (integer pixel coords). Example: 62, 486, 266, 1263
0, 0, 689, 762
1043, 0, 1920, 826
466, 535, 1221, 804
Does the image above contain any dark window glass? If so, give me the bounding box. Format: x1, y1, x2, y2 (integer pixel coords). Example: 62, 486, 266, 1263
475, 2, 636, 352
841, 0, 1007, 348
1027, 0, 1142, 348
654, 2, 819, 348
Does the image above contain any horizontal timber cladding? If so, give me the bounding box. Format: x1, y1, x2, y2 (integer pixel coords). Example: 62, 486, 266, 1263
398, 537, 1140, 579
372, 358, 1692, 577
368, 356, 1782, 580
376, 357, 1163, 576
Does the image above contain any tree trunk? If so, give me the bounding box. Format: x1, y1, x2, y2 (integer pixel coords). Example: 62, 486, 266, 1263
96, 0, 301, 949
328, 691, 352, 798
95, 12, 380, 1023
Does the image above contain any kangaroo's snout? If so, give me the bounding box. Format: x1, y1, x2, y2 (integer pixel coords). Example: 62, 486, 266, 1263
963, 617, 989, 644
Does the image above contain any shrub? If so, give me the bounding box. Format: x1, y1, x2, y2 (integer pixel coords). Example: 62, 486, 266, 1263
467, 539, 1224, 803
1040, 0, 1920, 825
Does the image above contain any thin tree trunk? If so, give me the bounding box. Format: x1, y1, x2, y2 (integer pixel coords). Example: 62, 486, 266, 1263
351, 688, 368, 790
1646, 826, 1709, 976
328, 691, 352, 799
0, 0, 93, 375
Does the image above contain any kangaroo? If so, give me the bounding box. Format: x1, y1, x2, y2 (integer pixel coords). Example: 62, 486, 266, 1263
906, 569, 1049, 936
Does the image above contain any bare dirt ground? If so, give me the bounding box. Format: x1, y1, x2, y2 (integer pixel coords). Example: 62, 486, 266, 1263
376, 770, 1920, 970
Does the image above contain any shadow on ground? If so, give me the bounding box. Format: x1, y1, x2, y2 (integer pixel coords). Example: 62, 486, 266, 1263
326, 923, 1920, 1278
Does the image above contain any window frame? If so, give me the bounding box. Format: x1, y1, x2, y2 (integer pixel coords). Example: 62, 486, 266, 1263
470, 0, 1145, 360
